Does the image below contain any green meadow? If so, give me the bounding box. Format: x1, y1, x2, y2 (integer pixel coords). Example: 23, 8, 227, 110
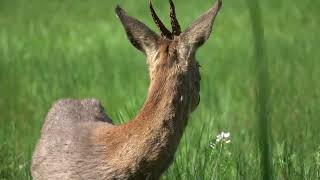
0, 0, 319, 179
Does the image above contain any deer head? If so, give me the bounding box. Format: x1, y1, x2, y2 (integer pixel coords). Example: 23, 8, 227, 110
115, 0, 222, 112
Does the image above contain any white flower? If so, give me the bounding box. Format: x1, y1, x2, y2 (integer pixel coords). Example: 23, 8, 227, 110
210, 143, 215, 149
209, 131, 232, 154
223, 132, 230, 138
211, 131, 231, 148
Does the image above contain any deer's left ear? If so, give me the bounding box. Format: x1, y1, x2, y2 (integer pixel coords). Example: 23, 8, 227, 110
115, 6, 160, 57
179, 0, 222, 49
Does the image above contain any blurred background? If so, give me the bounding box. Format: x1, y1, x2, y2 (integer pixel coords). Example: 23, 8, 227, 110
0, 0, 319, 179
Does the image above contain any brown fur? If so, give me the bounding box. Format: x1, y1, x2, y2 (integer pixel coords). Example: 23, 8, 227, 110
31, 0, 222, 179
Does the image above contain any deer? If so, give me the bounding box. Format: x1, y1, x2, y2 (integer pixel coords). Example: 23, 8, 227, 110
31, 0, 223, 179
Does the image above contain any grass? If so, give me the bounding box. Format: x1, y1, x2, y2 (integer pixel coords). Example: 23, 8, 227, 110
0, 0, 320, 179
247, 0, 272, 179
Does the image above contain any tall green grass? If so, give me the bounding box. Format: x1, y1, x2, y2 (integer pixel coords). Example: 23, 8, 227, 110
0, 0, 320, 179
248, 0, 272, 179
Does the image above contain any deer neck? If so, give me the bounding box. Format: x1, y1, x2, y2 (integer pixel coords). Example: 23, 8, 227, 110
125, 66, 192, 175
94, 66, 193, 178
138, 66, 190, 134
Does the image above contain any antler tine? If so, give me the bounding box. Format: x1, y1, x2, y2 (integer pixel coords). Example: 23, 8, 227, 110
169, 0, 181, 36
149, 0, 173, 39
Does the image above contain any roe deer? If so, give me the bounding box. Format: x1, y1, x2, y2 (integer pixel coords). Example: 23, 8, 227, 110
31, 0, 223, 179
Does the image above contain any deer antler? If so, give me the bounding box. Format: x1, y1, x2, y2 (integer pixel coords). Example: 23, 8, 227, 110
149, 0, 173, 39
169, 0, 181, 36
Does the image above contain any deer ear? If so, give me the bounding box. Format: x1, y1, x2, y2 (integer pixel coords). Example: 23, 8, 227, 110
115, 6, 160, 56
179, 0, 222, 49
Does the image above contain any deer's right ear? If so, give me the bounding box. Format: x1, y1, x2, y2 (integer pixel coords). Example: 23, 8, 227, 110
115, 6, 160, 56
179, 0, 222, 50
